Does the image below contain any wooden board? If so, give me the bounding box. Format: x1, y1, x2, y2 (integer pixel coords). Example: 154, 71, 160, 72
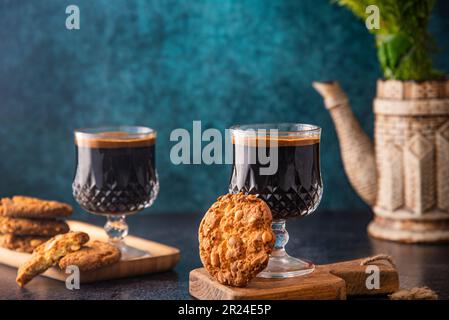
189, 258, 399, 300
0, 220, 180, 283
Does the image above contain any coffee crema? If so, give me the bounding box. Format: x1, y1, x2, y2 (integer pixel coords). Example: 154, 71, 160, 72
232, 136, 319, 147
74, 131, 156, 148
229, 136, 322, 220
73, 131, 158, 215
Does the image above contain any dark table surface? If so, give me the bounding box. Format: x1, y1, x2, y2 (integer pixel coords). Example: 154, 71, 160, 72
1, 210, 448, 300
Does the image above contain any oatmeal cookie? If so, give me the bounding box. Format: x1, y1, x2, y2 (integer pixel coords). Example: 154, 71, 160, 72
1, 196, 73, 219
0, 234, 50, 253
199, 193, 275, 287
59, 240, 121, 271
0, 216, 69, 236
16, 231, 89, 287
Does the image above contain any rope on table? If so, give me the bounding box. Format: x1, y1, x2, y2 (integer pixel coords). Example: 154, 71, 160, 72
360, 254, 396, 268
360, 254, 438, 300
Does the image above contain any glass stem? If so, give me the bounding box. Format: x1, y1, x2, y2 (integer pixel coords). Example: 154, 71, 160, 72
105, 215, 129, 244
271, 219, 289, 257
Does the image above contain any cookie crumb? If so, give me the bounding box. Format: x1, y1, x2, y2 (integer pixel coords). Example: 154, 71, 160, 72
389, 287, 438, 300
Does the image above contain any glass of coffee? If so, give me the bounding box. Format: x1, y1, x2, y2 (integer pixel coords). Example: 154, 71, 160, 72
73, 126, 159, 258
229, 123, 322, 278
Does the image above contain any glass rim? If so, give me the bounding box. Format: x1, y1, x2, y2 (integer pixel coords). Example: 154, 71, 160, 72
74, 126, 156, 139
229, 123, 321, 137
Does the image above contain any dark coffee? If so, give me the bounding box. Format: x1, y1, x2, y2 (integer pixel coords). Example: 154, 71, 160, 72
229, 137, 322, 220
73, 132, 158, 215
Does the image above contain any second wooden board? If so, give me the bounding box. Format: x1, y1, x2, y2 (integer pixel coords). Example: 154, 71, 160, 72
189, 257, 399, 300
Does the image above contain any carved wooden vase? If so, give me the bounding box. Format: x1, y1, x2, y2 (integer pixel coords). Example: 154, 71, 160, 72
314, 79, 449, 243
369, 79, 449, 243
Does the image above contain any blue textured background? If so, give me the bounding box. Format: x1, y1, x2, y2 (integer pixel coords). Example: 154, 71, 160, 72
0, 0, 448, 216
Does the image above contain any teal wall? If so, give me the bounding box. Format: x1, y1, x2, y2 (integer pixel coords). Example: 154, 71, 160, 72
0, 0, 448, 215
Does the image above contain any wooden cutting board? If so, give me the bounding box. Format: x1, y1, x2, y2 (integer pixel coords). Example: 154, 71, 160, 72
189, 257, 399, 300
0, 220, 180, 283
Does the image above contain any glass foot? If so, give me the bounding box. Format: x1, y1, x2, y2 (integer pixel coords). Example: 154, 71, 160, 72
104, 215, 150, 260
258, 253, 314, 278
258, 219, 315, 278
111, 240, 150, 261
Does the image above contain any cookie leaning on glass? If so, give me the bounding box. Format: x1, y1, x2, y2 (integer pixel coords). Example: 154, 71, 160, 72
199, 193, 275, 287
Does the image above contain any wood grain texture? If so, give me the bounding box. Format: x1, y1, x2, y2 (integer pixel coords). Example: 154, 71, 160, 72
0, 220, 180, 283
189, 258, 399, 300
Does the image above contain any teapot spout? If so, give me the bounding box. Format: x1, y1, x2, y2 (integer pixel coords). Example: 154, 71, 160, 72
313, 81, 377, 206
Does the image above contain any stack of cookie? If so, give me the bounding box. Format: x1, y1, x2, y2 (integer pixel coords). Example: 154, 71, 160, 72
0, 196, 72, 253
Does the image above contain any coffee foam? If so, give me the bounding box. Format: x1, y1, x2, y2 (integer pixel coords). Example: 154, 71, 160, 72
75, 131, 156, 148
232, 136, 319, 147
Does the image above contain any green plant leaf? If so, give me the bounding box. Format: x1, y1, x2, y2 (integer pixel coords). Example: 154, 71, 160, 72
334, 0, 443, 80
377, 33, 413, 77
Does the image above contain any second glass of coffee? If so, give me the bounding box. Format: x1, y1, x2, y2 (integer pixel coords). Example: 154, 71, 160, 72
229, 123, 322, 278
72, 126, 159, 258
